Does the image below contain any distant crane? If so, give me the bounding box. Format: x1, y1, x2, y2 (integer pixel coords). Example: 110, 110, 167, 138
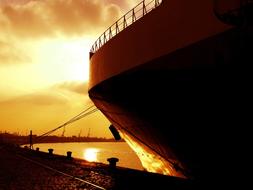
87, 128, 91, 138
78, 129, 82, 138
29, 130, 33, 149
61, 126, 65, 137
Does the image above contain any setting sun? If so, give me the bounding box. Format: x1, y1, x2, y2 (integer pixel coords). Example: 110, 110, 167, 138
83, 148, 99, 162
31, 38, 92, 84
0, 0, 126, 136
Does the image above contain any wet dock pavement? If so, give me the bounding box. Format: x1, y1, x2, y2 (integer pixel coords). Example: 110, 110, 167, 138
0, 145, 192, 189
0, 145, 113, 189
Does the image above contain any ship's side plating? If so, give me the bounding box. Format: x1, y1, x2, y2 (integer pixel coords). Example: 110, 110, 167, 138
88, 0, 252, 183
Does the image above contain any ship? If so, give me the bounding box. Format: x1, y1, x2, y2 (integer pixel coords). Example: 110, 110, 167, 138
88, 0, 252, 186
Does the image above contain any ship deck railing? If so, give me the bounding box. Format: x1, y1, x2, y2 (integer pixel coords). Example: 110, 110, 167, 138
90, 0, 163, 55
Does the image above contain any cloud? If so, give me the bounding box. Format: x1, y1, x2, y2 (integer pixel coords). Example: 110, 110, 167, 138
0, 0, 31, 6
0, 83, 111, 137
0, 0, 123, 38
0, 91, 68, 135
105, 0, 140, 12
0, 80, 92, 106
53, 81, 88, 95
0, 40, 30, 64
1, 92, 67, 106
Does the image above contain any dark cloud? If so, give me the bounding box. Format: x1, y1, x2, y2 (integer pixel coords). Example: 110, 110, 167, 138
0, 41, 30, 64
0, 0, 123, 38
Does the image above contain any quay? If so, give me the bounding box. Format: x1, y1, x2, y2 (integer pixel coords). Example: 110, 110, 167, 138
0, 144, 192, 189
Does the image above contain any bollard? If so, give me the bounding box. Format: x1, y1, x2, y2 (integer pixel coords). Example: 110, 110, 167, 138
67, 151, 72, 160
107, 157, 119, 169
48, 148, 54, 155
36, 147, 39, 152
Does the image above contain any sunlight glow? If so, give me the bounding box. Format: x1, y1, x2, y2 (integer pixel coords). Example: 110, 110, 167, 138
0, 37, 94, 98
121, 133, 186, 178
83, 148, 99, 162
33, 38, 91, 83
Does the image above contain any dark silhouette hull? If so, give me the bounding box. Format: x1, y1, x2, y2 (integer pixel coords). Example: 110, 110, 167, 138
89, 0, 252, 185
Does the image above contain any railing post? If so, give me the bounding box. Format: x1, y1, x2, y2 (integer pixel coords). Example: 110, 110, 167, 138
116, 21, 119, 34
132, 8, 136, 23
95, 42, 97, 52
123, 15, 127, 29
143, 0, 147, 16
143, 1, 145, 16
103, 32, 106, 44
155, 0, 159, 8
99, 38, 102, 48
109, 27, 112, 39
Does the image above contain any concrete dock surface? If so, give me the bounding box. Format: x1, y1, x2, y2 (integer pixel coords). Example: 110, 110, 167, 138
0, 144, 192, 189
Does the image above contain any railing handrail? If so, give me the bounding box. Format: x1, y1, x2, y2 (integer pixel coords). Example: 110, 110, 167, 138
90, 0, 163, 55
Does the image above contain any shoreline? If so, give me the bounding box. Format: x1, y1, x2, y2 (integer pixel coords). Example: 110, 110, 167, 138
0, 144, 192, 189
26, 141, 144, 171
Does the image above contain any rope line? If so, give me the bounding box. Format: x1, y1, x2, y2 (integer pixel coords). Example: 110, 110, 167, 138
35, 105, 98, 143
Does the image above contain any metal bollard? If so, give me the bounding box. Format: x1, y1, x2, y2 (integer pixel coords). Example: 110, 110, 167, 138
107, 157, 119, 169
48, 148, 54, 155
67, 151, 72, 160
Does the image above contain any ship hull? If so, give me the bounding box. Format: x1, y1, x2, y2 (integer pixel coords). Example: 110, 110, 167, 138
88, 0, 252, 185
89, 27, 252, 180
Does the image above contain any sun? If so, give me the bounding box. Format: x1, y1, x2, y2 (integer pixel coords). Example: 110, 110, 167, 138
31, 37, 93, 86
83, 148, 99, 162
59, 39, 90, 82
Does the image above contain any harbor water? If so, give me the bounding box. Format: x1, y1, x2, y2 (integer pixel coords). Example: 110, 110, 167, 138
33, 142, 143, 170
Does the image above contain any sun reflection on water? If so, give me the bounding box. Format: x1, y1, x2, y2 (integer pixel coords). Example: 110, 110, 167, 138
83, 148, 99, 162
121, 132, 186, 178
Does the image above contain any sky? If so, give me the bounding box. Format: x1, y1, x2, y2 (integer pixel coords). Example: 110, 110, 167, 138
0, 0, 140, 137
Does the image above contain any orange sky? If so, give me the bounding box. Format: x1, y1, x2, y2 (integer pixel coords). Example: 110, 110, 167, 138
0, 0, 139, 137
